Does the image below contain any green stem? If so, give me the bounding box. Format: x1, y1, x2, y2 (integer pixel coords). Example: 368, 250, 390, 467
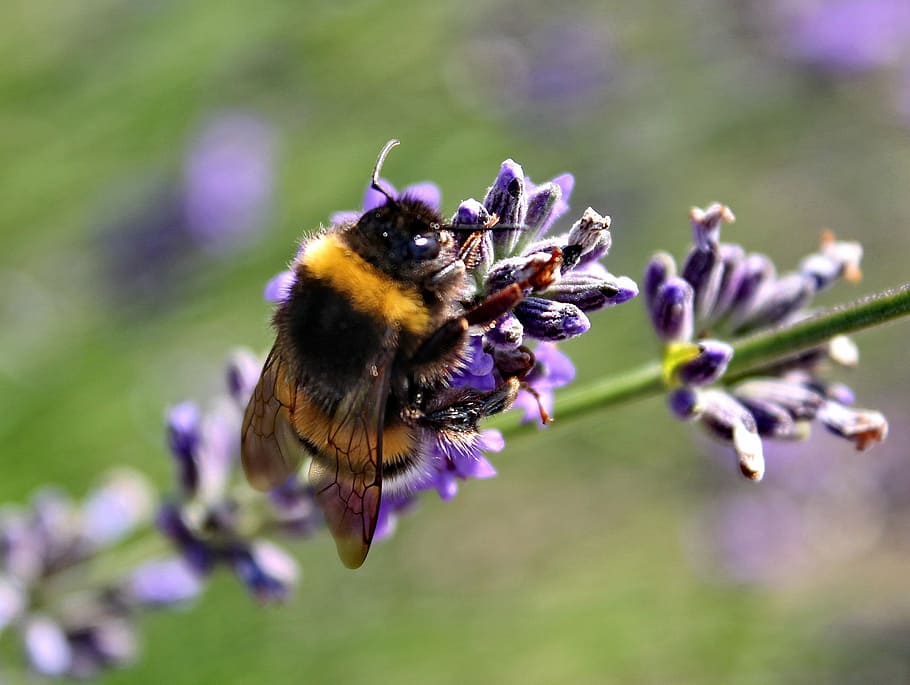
726, 283, 910, 377
491, 282, 910, 438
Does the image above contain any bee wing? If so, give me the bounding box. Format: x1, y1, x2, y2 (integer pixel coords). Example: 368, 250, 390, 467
307, 356, 393, 569
241, 347, 307, 491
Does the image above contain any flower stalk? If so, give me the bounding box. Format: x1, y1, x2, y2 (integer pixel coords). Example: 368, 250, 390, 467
492, 281, 910, 438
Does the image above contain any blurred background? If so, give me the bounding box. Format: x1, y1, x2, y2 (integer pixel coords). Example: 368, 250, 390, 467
2, 0, 910, 682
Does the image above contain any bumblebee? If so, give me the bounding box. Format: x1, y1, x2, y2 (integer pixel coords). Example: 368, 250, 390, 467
241, 140, 560, 568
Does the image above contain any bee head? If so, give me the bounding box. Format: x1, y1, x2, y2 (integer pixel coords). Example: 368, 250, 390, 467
354, 196, 452, 274
347, 139, 458, 282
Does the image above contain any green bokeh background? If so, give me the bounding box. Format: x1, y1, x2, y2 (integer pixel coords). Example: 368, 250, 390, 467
2, 1, 909, 683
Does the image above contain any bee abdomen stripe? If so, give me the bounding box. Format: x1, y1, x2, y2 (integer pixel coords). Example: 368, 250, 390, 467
289, 394, 416, 461
300, 234, 431, 334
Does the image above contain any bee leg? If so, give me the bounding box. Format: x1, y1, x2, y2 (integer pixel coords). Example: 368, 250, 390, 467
407, 287, 528, 383
415, 379, 520, 433
409, 246, 562, 382
464, 245, 563, 326
410, 318, 469, 368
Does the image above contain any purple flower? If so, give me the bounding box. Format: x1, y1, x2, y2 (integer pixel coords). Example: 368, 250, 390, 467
182, 113, 276, 250
124, 557, 204, 607
23, 616, 72, 677
97, 111, 277, 308
428, 429, 505, 501
778, 0, 910, 74
689, 412, 905, 588
0, 470, 169, 680
646, 204, 887, 480
227, 541, 300, 603
445, 13, 617, 128
160, 354, 316, 603
81, 469, 155, 548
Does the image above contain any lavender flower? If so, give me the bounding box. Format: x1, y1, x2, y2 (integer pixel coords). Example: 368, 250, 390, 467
0, 470, 191, 680
99, 112, 276, 306
776, 0, 910, 75
744, 0, 910, 127
265, 157, 637, 511
688, 416, 905, 587
647, 204, 887, 480
445, 12, 617, 128
182, 113, 276, 251
160, 348, 322, 602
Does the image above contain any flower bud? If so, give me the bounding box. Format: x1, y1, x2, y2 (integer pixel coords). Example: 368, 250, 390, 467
650, 277, 694, 342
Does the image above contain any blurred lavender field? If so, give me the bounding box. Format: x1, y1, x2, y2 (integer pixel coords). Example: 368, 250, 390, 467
2, 0, 910, 683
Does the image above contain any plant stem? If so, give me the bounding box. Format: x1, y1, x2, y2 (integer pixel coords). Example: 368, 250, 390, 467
726, 283, 910, 377
491, 282, 910, 438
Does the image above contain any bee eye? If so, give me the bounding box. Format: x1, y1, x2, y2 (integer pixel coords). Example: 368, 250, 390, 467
408, 233, 440, 260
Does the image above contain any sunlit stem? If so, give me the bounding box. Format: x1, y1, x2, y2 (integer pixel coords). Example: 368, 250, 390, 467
492, 282, 910, 438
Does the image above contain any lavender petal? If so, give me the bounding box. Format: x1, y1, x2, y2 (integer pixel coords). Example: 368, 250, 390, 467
363, 178, 397, 211
515, 297, 590, 341
226, 348, 262, 406
709, 243, 746, 322
696, 390, 764, 481
723, 253, 776, 328
485, 313, 524, 350
732, 378, 826, 420
125, 557, 204, 607
82, 469, 155, 548
263, 269, 296, 304
675, 339, 733, 386
543, 270, 637, 311
229, 541, 299, 603
668, 387, 700, 419
24, 615, 72, 677
817, 401, 888, 450
400, 181, 442, 209
690, 203, 734, 250
483, 159, 527, 256
524, 181, 561, 242
329, 210, 361, 225
0, 575, 25, 632
68, 617, 138, 678
182, 113, 275, 250
643, 251, 676, 311
732, 272, 816, 334
526, 341, 576, 388
681, 243, 722, 322
650, 277, 694, 342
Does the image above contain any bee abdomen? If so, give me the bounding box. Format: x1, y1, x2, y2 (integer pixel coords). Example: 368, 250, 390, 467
276, 276, 387, 404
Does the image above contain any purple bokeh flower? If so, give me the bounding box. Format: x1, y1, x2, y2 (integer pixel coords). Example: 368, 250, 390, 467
160, 348, 321, 603
0, 470, 190, 680
99, 111, 277, 307
776, 0, 910, 74
646, 204, 886, 481
124, 557, 203, 607
741, 0, 910, 127
182, 113, 276, 250
445, 11, 618, 129
687, 406, 905, 588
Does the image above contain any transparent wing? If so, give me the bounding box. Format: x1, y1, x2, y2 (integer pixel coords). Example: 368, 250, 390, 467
240, 346, 307, 492
308, 358, 392, 569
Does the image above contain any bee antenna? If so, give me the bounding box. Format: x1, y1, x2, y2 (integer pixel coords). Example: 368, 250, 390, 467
371, 139, 401, 203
